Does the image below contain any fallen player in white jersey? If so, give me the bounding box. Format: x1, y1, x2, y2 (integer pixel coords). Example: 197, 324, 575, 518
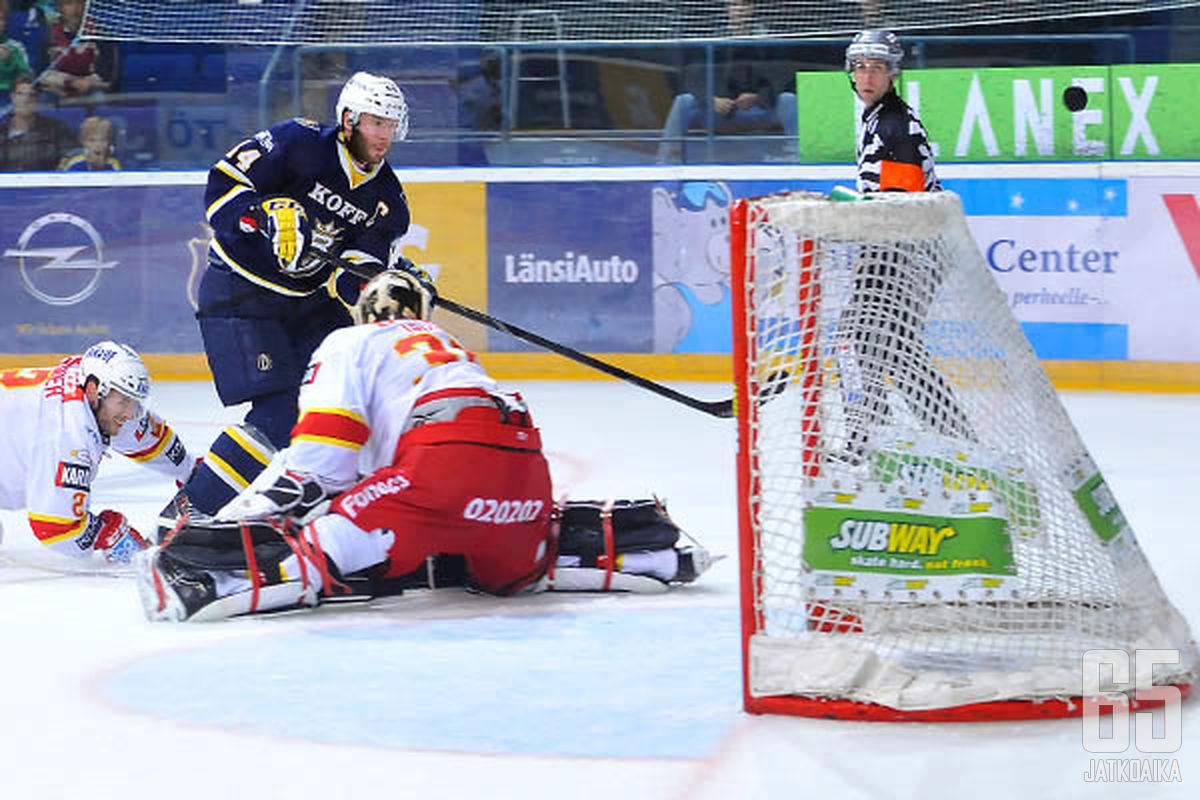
0, 341, 193, 564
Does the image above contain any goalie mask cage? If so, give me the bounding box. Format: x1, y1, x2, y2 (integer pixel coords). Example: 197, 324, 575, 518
730, 190, 1198, 721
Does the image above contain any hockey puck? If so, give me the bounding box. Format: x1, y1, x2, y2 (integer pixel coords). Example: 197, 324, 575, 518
1062, 86, 1088, 112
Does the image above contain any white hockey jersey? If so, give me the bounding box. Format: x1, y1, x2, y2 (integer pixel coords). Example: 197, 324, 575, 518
281, 319, 496, 491
0, 357, 194, 558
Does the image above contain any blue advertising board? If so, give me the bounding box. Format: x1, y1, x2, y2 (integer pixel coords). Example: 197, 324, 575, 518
1, 166, 1197, 387
0, 184, 207, 354
487, 182, 653, 352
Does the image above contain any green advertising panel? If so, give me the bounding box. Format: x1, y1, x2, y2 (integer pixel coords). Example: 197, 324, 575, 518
795, 63, 1200, 162
913, 66, 1111, 162
793, 71, 855, 163
1109, 64, 1200, 158
803, 506, 1016, 577
1072, 472, 1130, 542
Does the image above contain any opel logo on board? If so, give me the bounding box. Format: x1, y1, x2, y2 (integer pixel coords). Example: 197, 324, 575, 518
3, 213, 118, 306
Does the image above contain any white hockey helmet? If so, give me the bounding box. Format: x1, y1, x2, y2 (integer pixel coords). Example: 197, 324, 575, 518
336, 72, 409, 141
80, 341, 150, 410
353, 270, 433, 325
845, 30, 903, 77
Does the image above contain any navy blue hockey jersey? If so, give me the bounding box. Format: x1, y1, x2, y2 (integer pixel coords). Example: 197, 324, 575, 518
204, 118, 410, 296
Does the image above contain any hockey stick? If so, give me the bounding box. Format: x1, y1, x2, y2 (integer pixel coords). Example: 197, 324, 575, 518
312, 250, 736, 419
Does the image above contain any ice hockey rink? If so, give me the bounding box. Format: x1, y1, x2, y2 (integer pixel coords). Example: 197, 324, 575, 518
0, 378, 1196, 800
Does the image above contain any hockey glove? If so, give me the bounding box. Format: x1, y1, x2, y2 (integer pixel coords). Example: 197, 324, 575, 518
240, 196, 311, 275
89, 509, 150, 564
220, 470, 331, 524
390, 255, 438, 306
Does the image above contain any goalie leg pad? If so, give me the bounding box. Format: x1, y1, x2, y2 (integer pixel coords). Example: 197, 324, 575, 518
364, 499, 718, 594
549, 498, 717, 590
138, 517, 356, 622
164, 518, 295, 576
558, 498, 682, 563
137, 545, 321, 623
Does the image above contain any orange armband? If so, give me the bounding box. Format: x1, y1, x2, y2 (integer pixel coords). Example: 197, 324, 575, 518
878, 160, 925, 192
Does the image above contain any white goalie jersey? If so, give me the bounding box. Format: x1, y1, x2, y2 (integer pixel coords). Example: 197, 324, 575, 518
279, 318, 498, 492
0, 357, 193, 558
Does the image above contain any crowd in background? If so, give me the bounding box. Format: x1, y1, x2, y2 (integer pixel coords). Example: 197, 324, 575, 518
0, 0, 1191, 172
0, 0, 119, 171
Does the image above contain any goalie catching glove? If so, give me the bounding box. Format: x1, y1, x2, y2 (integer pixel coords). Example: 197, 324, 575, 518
87, 509, 150, 564
239, 196, 312, 275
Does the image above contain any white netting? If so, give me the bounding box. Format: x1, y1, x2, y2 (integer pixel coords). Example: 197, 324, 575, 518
734, 191, 1197, 714
81, 1, 1200, 45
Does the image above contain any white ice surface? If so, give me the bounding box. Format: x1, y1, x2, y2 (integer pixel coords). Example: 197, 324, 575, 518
0, 381, 1196, 800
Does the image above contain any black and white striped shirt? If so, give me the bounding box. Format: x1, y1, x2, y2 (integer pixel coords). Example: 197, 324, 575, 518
856, 89, 941, 193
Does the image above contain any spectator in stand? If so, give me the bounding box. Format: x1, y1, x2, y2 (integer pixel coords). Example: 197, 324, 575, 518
6, 0, 53, 74
657, 0, 797, 162
0, 71, 75, 170
1, 0, 33, 98
459, 49, 501, 132
59, 113, 118, 170
36, 0, 117, 100
456, 48, 501, 165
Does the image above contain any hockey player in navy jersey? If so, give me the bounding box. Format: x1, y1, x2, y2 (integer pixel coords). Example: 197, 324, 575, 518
178, 71, 414, 520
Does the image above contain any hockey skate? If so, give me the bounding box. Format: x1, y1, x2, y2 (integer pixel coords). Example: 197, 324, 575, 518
136, 543, 322, 623
673, 545, 718, 584
136, 547, 219, 622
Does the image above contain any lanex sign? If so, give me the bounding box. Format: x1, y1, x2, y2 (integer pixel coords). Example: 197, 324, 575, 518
796, 64, 1200, 162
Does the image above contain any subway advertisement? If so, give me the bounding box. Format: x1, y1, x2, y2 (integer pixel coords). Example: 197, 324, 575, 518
1, 167, 1199, 385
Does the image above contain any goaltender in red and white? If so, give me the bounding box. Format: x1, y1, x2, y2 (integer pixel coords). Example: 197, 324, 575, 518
138, 268, 712, 621
0, 342, 194, 562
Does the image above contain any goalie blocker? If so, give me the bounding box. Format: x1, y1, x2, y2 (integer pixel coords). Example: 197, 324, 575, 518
140, 498, 716, 621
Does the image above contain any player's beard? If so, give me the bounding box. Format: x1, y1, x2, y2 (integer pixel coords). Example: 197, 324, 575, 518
347, 128, 385, 170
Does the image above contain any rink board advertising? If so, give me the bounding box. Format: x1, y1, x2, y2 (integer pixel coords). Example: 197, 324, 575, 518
1, 171, 1199, 365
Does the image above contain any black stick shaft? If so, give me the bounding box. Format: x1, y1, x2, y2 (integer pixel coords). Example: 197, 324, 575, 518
319, 252, 734, 419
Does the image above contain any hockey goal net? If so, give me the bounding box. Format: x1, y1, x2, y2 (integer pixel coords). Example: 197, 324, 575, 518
731, 190, 1198, 721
